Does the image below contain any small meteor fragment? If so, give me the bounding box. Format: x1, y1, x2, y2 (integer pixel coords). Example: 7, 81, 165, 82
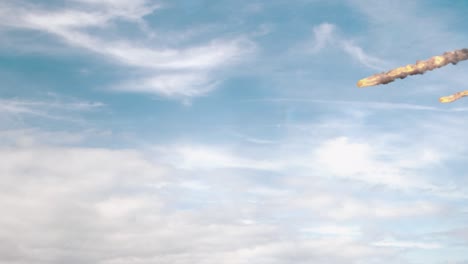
439, 90, 468, 103
357, 48, 468, 103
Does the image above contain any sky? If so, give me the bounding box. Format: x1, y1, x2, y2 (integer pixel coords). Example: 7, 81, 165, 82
1, 0, 468, 263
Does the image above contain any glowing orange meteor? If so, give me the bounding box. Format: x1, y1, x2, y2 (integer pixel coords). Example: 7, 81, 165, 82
357, 49, 468, 87
439, 90, 468, 103
357, 48, 468, 103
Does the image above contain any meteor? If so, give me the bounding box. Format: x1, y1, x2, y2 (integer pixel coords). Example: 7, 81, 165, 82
357, 48, 468, 103
439, 90, 468, 103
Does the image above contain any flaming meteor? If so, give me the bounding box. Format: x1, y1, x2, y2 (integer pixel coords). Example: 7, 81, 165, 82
357, 48, 468, 103
439, 90, 468, 103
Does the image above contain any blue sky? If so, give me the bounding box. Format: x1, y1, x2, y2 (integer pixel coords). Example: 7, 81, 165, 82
1, 0, 468, 263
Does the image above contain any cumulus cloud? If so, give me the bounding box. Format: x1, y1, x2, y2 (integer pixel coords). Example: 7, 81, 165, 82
3, 105, 459, 263
1, 100, 466, 263
314, 136, 430, 189
0, 143, 399, 264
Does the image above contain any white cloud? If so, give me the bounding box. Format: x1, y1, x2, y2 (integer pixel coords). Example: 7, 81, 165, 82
292, 191, 444, 221
0, 98, 465, 262
314, 136, 429, 189
0, 1, 254, 98
115, 73, 218, 97
374, 201, 443, 218
341, 40, 387, 70
23, 10, 110, 29
437, 227, 468, 245
95, 196, 161, 219
178, 180, 210, 191
373, 239, 443, 250
302, 224, 362, 237
154, 144, 282, 171
307, 22, 387, 70
0, 98, 103, 112
72, 0, 157, 16
316, 136, 373, 175
0, 97, 104, 124
0, 143, 399, 264
309, 23, 336, 53
0, 129, 101, 147
152, 125, 465, 195
92, 38, 249, 70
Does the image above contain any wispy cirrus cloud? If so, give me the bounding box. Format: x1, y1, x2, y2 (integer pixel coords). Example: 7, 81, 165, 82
0, 97, 104, 124
153, 144, 283, 171
150, 130, 460, 197
341, 40, 388, 70
0, 1, 255, 98
305, 22, 388, 70
0, 96, 107, 146
244, 98, 468, 112
115, 73, 218, 97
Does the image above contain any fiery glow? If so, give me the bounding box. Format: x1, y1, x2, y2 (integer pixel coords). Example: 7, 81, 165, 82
439, 90, 468, 103
357, 48, 468, 103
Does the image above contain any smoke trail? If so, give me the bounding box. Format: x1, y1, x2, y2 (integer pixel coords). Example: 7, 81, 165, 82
357, 48, 468, 87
